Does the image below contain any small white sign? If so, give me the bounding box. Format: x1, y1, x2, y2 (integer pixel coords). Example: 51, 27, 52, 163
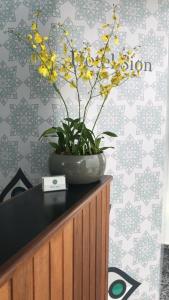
42, 175, 66, 192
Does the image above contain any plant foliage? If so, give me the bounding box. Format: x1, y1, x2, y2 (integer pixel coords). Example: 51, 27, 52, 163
10, 6, 141, 155
40, 118, 117, 155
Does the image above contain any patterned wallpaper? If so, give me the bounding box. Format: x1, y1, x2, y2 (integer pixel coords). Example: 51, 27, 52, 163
0, 0, 168, 299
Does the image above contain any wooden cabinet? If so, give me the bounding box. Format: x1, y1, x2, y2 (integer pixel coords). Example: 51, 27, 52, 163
0, 176, 111, 300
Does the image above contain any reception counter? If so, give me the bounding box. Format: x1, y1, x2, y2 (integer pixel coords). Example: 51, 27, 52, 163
0, 175, 112, 300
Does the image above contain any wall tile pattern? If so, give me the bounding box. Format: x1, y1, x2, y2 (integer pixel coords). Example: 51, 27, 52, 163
0, 0, 168, 298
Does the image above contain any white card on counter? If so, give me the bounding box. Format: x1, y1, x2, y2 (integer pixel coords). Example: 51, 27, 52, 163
42, 176, 66, 192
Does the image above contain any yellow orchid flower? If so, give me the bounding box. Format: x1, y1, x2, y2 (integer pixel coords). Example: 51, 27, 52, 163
86, 47, 91, 54
86, 56, 93, 66
63, 43, 68, 55
131, 70, 137, 77
34, 10, 41, 18
117, 54, 125, 64
111, 73, 123, 86
64, 73, 72, 80
102, 56, 109, 64
64, 30, 69, 36
70, 80, 76, 88
27, 34, 32, 41
59, 65, 66, 73
64, 57, 71, 64
39, 51, 49, 63
127, 49, 133, 55
105, 45, 111, 52
101, 34, 110, 43
86, 70, 94, 80
34, 32, 43, 44
49, 70, 58, 82
97, 48, 104, 56
31, 53, 37, 64
93, 57, 100, 67
99, 69, 109, 79
78, 65, 86, 74
100, 84, 112, 96
38, 65, 49, 77
46, 61, 53, 70
111, 60, 120, 71
74, 52, 84, 64
80, 70, 93, 81
101, 23, 110, 29
74, 50, 78, 57
40, 44, 46, 51
31, 22, 37, 31
51, 52, 57, 63
114, 35, 119, 45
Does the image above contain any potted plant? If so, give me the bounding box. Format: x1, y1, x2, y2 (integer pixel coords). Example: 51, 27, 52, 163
10, 6, 140, 184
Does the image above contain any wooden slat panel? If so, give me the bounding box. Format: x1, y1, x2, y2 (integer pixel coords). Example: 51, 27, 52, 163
0, 282, 11, 300
82, 204, 90, 300
34, 243, 50, 300
89, 197, 96, 300
105, 184, 110, 299
13, 259, 33, 300
63, 220, 73, 300
101, 186, 108, 300
73, 210, 82, 300
50, 230, 63, 300
96, 192, 102, 300
0, 178, 111, 300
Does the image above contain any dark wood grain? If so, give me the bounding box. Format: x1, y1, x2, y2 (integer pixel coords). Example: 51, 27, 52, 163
96, 191, 102, 300
13, 259, 33, 300
101, 186, 108, 300
73, 210, 83, 300
50, 230, 63, 300
63, 220, 73, 300
0, 282, 11, 300
89, 197, 96, 300
105, 184, 110, 299
82, 204, 90, 300
34, 244, 50, 300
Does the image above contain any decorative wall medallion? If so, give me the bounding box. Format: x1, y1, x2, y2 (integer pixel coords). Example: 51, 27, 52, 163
7, 98, 44, 142
4, 19, 32, 67
0, 61, 22, 105
108, 267, 141, 299
0, 168, 33, 202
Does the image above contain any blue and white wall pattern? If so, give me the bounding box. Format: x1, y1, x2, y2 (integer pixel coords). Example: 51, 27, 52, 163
0, 0, 168, 299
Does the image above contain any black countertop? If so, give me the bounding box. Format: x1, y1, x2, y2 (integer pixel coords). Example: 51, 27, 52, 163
0, 177, 110, 268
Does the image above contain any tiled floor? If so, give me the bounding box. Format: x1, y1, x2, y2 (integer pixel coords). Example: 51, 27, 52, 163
160, 245, 169, 300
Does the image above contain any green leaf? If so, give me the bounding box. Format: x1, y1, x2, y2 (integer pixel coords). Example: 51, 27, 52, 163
39, 127, 57, 139
56, 126, 64, 133
100, 146, 114, 151
102, 131, 117, 137
62, 122, 71, 133
75, 122, 83, 131
57, 131, 65, 150
65, 118, 80, 126
49, 142, 61, 152
95, 137, 102, 148
84, 128, 95, 145
49, 142, 58, 148
64, 117, 74, 123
